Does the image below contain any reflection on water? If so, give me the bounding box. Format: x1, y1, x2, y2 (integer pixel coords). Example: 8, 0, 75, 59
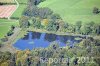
13, 32, 83, 50
32, 32, 41, 39
22, 34, 29, 40
45, 33, 57, 42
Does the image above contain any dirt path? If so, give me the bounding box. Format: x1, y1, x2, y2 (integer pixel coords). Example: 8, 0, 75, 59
0, 27, 21, 53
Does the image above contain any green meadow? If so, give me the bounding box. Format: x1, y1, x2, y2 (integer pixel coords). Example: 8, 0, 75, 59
0, 19, 18, 38
39, 0, 100, 24
11, 0, 28, 18
11, 4, 27, 18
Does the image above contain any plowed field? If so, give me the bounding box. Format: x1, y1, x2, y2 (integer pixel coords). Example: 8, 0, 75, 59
0, 5, 16, 18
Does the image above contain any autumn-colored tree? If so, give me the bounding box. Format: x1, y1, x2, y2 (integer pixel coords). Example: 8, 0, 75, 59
41, 19, 49, 28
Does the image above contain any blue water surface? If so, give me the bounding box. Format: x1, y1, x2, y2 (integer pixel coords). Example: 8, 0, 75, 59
13, 32, 82, 50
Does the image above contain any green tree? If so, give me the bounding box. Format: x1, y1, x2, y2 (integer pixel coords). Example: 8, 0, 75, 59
19, 16, 30, 28
93, 7, 99, 14
80, 25, 92, 35
11, 25, 15, 31
96, 24, 100, 35
50, 13, 61, 19
32, 17, 42, 29
75, 21, 82, 33
46, 19, 59, 31
7, 30, 14, 36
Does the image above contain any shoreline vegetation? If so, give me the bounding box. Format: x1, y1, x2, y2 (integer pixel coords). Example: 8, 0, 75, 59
0, 0, 100, 56
1, 26, 99, 53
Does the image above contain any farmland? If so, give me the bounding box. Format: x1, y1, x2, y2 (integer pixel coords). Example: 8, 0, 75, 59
0, 0, 28, 38
39, 0, 100, 24
0, 5, 16, 19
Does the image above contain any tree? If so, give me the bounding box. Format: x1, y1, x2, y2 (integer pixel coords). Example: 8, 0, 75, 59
49, 41, 59, 50
11, 25, 15, 31
32, 17, 42, 29
80, 23, 92, 35
0, 40, 2, 47
41, 19, 49, 28
38, 7, 53, 19
58, 20, 69, 32
46, 19, 59, 31
96, 24, 100, 35
7, 30, 14, 36
19, 16, 30, 28
16, 59, 22, 66
50, 14, 61, 19
94, 39, 100, 46
93, 7, 99, 14
75, 21, 82, 33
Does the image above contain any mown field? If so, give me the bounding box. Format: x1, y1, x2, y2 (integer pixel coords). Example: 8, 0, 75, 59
39, 0, 100, 24
11, 0, 28, 18
0, 19, 18, 38
11, 5, 26, 18
0, 0, 15, 3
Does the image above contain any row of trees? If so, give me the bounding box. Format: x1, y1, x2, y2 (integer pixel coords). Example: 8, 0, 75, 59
23, 5, 53, 19
19, 15, 100, 35
75, 21, 100, 35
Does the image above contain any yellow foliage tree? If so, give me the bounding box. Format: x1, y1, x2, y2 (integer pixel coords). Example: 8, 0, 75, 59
16, 51, 24, 58
41, 19, 49, 27
1, 61, 9, 66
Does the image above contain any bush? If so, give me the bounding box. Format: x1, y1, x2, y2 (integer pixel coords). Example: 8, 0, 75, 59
7, 30, 14, 36
1, 37, 8, 42
93, 7, 100, 14
10, 17, 19, 20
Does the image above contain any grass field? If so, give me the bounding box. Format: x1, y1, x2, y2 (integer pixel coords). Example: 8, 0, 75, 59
17, 0, 27, 4
11, 4, 26, 18
0, 19, 18, 38
0, 0, 15, 3
11, 0, 28, 18
39, 0, 100, 24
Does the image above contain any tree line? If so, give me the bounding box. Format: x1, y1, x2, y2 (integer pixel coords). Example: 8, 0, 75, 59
19, 0, 100, 36
0, 37, 100, 66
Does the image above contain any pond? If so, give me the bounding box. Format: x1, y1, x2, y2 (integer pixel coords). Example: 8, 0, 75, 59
13, 32, 84, 50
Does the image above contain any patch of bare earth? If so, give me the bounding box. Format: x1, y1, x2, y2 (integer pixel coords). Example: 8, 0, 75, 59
0, 5, 16, 18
